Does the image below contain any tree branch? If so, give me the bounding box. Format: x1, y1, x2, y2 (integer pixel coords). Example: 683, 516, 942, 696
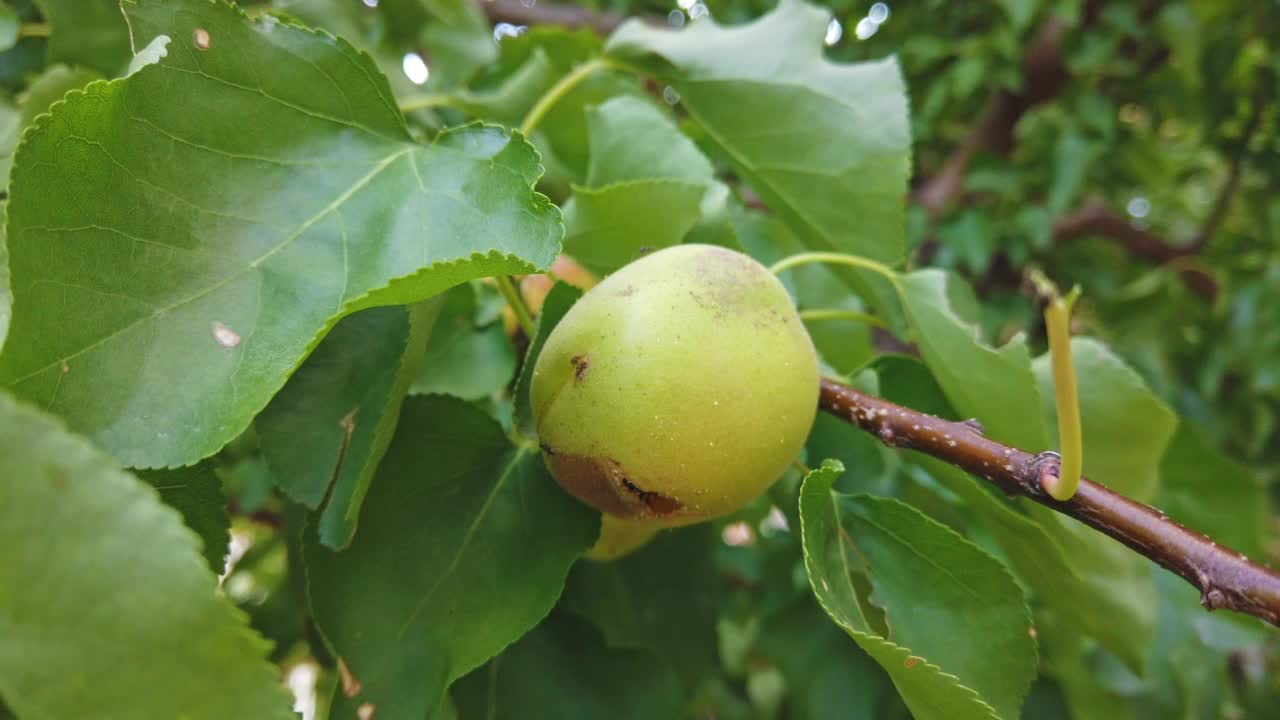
1052, 200, 1217, 298
1193, 90, 1265, 249
912, 14, 1077, 216
819, 377, 1280, 627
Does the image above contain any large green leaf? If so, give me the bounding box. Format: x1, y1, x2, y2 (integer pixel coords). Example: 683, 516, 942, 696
800, 462, 1036, 720
306, 395, 598, 718
137, 461, 229, 573
452, 611, 685, 720
564, 181, 707, 274
32, 0, 132, 76
1158, 421, 1270, 563
412, 282, 516, 400
563, 525, 720, 684
0, 0, 560, 468
606, 0, 910, 266
0, 392, 293, 719
897, 270, 1048, 450
562, 95, 723, 274
256, 301, 439, 549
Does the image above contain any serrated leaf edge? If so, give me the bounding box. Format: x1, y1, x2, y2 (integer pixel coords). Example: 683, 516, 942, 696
799, 460, 1004, 720
5, 9, 562, 469
0, 392, 293, 717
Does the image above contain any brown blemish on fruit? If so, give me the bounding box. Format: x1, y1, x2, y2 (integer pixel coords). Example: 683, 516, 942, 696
570, 353, 590, 382
543, 450, 682, 519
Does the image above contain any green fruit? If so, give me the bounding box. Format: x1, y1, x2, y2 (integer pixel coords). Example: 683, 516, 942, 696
585, 515, 662, 561
531, 244, 819, 527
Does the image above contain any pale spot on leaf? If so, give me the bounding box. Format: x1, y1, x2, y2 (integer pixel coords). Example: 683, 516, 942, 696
193, 28, 211, 50
212, 321, 241, 348
357, 703, 375, 720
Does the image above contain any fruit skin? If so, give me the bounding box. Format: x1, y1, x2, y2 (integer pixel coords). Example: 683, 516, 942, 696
584, 515, 662, 561
531, 244, 819, 528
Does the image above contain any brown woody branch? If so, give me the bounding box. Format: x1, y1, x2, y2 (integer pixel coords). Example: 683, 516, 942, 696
913, 13, 1077, 216
819, 378, 1280, 627
1051, 201, 1218, 298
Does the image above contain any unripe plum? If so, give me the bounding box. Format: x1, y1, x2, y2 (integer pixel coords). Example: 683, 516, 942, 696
531, 244, 819, 527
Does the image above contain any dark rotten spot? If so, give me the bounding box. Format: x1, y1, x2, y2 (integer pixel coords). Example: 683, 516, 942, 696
540, 448, 683, 519
570, 353, 590, 382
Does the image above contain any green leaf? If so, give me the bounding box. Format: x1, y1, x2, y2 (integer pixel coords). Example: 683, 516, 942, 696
582, 95, 714, 187
607, 0, 910, 266
462, 28, 643, 185
800, 461, 1036, 720
452, 611, 685, 720
1027, 338, 1173, 672
136, 461, 230, 573
0, 3, 16, 53
1158, 421, 1270, 563
306, 395, 598, 718
873, 355, 1156, 675
416, 0, 498, 90
897, 270, 1048, 450
256, 301, 439, 549
32, 0, 133, 76
562, 95, 722, 274
0, 96, 16, 189
412, 283, 517, 400
1, 0, 561, 468
17, 64, 103, 128
564, 181, 708, 274
563, 525, 720, 684
1033, 338, 1177, 502
996, 0, 1040, 34
1047, 131, 1095, 215
755, 597, 903, 720
0, 202, 8, 351
513, 281, 581, 432
0, 392, 293, 719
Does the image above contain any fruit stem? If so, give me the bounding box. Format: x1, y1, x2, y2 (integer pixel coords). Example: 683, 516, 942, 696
496, 275, 536, 338
520, 58, 613, 136
1030, 269, 1083, 501
767, 252, 898, 285
797, 308, 886, 328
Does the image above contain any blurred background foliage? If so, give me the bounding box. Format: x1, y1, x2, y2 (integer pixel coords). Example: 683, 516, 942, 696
1, 0, 1277, 718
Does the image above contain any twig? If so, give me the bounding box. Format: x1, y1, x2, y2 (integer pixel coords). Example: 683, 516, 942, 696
1192, 90, 1265, 250
912, 14, 1076, 216
818, 377, 1280, 627
1051, 201, 1217, 298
